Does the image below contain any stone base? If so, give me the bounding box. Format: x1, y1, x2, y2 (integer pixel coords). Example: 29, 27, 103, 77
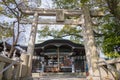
20, 76, 33, 80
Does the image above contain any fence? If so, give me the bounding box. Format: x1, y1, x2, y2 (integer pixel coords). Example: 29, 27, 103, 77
97, 58, 120, 80
0, 54, 29, 80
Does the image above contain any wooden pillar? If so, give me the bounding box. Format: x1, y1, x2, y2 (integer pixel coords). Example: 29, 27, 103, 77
20, 54, 29, 78
57, 47, 60, 71
115, 63, 120, 79
0, 62, 5, 80
72, 57, 75, 73
41, 57, 44, 72
27, 12, 38, 76
115, 63, 120, 71
13, 64, 20, 80
56, 9, 64, 22
81, 4, 99, 80
3, 64, 13, 80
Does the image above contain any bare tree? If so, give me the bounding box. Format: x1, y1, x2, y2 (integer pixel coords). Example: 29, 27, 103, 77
1, 0, 25, 58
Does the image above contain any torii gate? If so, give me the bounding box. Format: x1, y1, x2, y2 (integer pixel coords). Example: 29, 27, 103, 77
20, 5, 104, 80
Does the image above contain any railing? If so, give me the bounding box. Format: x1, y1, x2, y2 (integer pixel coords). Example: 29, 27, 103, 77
0, 54, 29, 80
0, 55, 21, 80
98, 60, 120, 74
97, 58, 120, 80
0, 59, 21, 74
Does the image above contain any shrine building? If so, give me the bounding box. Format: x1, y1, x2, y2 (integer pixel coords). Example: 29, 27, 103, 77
0, 39, 87, 73
31, 39, 86, 73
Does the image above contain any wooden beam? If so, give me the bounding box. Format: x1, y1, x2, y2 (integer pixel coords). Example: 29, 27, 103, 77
0, 55, 12, 63
20, 18, 83, 25
21, 8, 104, 17
0, 55, 17, 64
56, 9, 64, 22
90, 10, 104, 17
21, 8, 82, 16
0, 62, 5, 79
97, 58, 120, 66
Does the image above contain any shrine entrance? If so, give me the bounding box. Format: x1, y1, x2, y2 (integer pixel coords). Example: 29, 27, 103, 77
19, 2, 103, 78
32, 39, 86, 73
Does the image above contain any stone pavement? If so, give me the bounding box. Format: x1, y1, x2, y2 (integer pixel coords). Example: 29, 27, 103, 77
32, 73, 86, 80
33, 77, 85, 80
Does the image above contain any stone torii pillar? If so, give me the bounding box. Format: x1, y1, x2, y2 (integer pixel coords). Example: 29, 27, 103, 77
27, 12, 38, 76
82, 4, 100, 80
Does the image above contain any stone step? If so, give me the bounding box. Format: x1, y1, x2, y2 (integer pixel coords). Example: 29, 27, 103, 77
32, 73, 86, 80
32, 73, 86, 78
33, 77, 86, 80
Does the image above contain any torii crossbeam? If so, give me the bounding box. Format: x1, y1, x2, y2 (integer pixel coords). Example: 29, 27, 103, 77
21, 8, 103, 25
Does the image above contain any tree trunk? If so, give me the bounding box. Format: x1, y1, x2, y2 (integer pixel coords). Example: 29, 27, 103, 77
81, 4, 100, 80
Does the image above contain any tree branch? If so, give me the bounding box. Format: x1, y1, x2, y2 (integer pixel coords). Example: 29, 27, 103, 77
2, 0, 17, 17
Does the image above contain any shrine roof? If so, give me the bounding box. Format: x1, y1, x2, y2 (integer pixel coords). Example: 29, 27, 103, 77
35, 39, 84, 48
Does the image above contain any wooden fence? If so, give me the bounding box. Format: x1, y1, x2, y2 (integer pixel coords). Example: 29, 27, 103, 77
97, 58, 120, 80
0, 54, 29, 80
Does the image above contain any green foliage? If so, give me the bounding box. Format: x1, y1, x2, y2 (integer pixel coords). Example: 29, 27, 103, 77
105, 52, 120, 58
60, 25, 83, 43
0, 6, 3, 11
37, 25, 82, 43
80, 0, 89, 4
103, 36, 120, 52
52, 0, 80, 9
101, 21, 120, 58
0, 26, 13, 39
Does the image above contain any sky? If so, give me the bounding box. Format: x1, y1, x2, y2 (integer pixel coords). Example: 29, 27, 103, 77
41, 0, 53, 8
0, 0, 66, 45
0, 0, 54, 44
